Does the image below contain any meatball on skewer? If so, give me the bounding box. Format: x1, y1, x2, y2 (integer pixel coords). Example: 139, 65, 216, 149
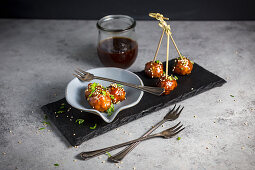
144, 13, 169, 78
157, 22, 178, 95
144, 60, 164, 78
157, 75, 178, 95
172, 56, 194, 75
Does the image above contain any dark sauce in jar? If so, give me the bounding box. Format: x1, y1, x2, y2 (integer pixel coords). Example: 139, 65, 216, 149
97, 37, 138, 69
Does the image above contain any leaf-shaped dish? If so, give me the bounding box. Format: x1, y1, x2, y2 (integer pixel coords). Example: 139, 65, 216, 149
65, 67, 144, 123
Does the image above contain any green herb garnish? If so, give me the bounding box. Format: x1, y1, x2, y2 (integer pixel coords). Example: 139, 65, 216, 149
177, 137, 181, 140
163, 71, 166, 74
57, 111, 64, 114
90, 82, 98, 91
42, 121, 50, 125
155, 60, 160, 64
110, 95, 115, 100
174, 76, 178, 80
90, 123, 97, 129
230, 95, 234, 97
107, 103, 114, 116
39, 128, 45, 130
106, 152, 111, 157
88, 91, 94, 97
54, 163, 59, 166
76, 119, 85, 125
180, 68, 184, 70
44, 115, 48, 120
117, 84, 123, 88
59, 105, 65, 109
61, 103, 65, 106
190, 60, 194, 64
102, 91, 106, 96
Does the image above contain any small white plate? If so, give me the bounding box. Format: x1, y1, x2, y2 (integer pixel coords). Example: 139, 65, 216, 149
65, 67, 144, 123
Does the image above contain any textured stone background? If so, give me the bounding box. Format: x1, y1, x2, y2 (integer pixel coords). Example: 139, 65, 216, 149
0, 20, 254, 170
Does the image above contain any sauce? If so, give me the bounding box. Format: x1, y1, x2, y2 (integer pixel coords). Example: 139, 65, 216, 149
97, 37, 138, 69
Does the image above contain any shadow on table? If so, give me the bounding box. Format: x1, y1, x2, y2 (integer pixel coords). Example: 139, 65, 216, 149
67, 43, 103, 68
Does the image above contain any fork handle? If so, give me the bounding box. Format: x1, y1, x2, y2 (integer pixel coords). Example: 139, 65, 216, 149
80, 133, 160, 160
94, 76, 164, 96
108, 119, 166, 163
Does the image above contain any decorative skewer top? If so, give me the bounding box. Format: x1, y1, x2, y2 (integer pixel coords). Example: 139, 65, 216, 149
158, 21, 171, 35
149, 13, 169, 21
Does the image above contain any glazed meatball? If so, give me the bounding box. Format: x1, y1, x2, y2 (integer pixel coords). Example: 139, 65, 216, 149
88, 93, 112, 112
157, 75, 178, 95
108, 83, 126, 104
85, 83, 103, 99
172, 57, 193, 75
144, 60, 164, 78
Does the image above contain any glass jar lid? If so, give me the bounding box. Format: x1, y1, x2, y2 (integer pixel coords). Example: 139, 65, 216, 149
97, 15, 136, 32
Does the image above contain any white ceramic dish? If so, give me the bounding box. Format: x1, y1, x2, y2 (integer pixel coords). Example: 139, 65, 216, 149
65, 67, 144, 123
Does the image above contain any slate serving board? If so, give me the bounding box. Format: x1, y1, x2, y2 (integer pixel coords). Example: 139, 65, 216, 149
41, 60, 226, 146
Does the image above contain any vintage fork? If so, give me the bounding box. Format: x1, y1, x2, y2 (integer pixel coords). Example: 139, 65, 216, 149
73, 68, 165, 96
108, 105, 184, 162
80, 122, 184, 160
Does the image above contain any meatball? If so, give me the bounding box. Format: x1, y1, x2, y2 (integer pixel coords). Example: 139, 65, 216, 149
157, 75, 178, 95
85, 83, 103, 99
88, 92, 112, 112
172, 57, 193, 75
144, 60, 164, 78
108, 83, 126, 104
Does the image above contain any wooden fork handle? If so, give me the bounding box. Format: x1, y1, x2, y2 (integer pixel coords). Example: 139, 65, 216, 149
94, 76, 165, 96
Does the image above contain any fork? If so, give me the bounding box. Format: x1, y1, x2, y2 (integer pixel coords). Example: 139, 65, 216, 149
108, 105, 184, 162
80, 122, 184, 160
73, 68, 165, 96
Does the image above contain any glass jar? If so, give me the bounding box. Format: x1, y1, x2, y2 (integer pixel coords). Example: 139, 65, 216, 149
97, 15, 138, 69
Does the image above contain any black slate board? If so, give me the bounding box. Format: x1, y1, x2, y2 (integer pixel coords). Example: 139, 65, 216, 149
41, 60, 226, 146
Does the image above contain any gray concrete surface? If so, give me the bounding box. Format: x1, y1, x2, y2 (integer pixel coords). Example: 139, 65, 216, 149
0, 20, 254, 170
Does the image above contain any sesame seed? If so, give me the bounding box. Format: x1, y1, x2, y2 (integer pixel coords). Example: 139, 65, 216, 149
2, 152, 6, 155
133, 167, 136, 170
73, 159, 77, 162
101, 161, 105, 163
18, 141, 22, 144
73, 134, 76, 136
